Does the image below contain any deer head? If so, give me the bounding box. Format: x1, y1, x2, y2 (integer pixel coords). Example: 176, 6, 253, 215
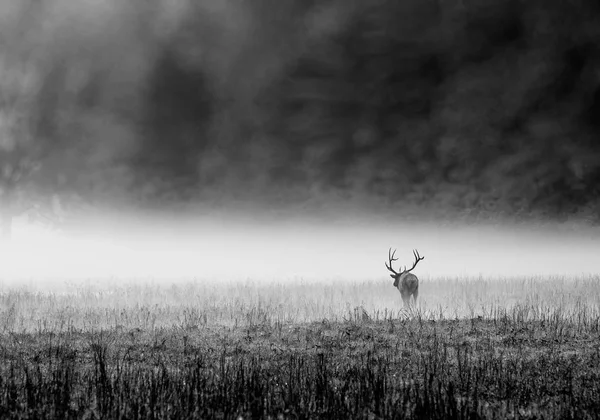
385, 248, 424, 288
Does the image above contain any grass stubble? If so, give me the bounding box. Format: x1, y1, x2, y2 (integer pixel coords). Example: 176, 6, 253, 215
0, 276, 599, 419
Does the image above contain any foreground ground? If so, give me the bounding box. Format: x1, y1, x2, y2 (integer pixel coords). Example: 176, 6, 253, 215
0, 277, 599, 419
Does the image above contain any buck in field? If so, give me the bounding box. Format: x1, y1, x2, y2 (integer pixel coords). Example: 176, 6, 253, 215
385, 248, 425, 307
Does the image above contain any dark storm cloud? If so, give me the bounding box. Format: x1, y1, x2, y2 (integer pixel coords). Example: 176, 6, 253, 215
5, 0, 600, 222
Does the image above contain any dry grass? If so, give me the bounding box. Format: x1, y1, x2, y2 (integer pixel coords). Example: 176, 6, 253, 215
0, 276, 599, 419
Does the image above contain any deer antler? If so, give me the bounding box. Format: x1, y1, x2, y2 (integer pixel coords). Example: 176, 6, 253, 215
384, 248, 400, 275
404, 249, 424, 273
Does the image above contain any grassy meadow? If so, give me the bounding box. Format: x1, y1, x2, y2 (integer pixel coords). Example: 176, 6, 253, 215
0, 276, 599, 419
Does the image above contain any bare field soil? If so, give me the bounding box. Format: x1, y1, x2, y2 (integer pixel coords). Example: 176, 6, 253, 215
0, 277, 599, 419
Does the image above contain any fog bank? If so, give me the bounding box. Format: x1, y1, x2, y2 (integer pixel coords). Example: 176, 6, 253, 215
1, 214, 599, 284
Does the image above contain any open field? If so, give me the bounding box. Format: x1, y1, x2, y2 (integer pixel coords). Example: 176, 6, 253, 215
0, 276, 599, 419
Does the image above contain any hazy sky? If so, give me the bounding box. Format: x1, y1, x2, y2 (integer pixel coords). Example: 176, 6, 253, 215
2, 213, 599, 283
1, 1, 599, 285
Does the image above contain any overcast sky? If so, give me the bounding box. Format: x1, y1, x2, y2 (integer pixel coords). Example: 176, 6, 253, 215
1, 1, 599, 285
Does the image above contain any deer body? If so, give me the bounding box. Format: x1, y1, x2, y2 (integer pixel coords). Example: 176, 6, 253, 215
394, 272, 419, 307
386, 249, 424, 308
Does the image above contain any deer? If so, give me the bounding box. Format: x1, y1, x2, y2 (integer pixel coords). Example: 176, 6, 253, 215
385, 248, 425, 307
